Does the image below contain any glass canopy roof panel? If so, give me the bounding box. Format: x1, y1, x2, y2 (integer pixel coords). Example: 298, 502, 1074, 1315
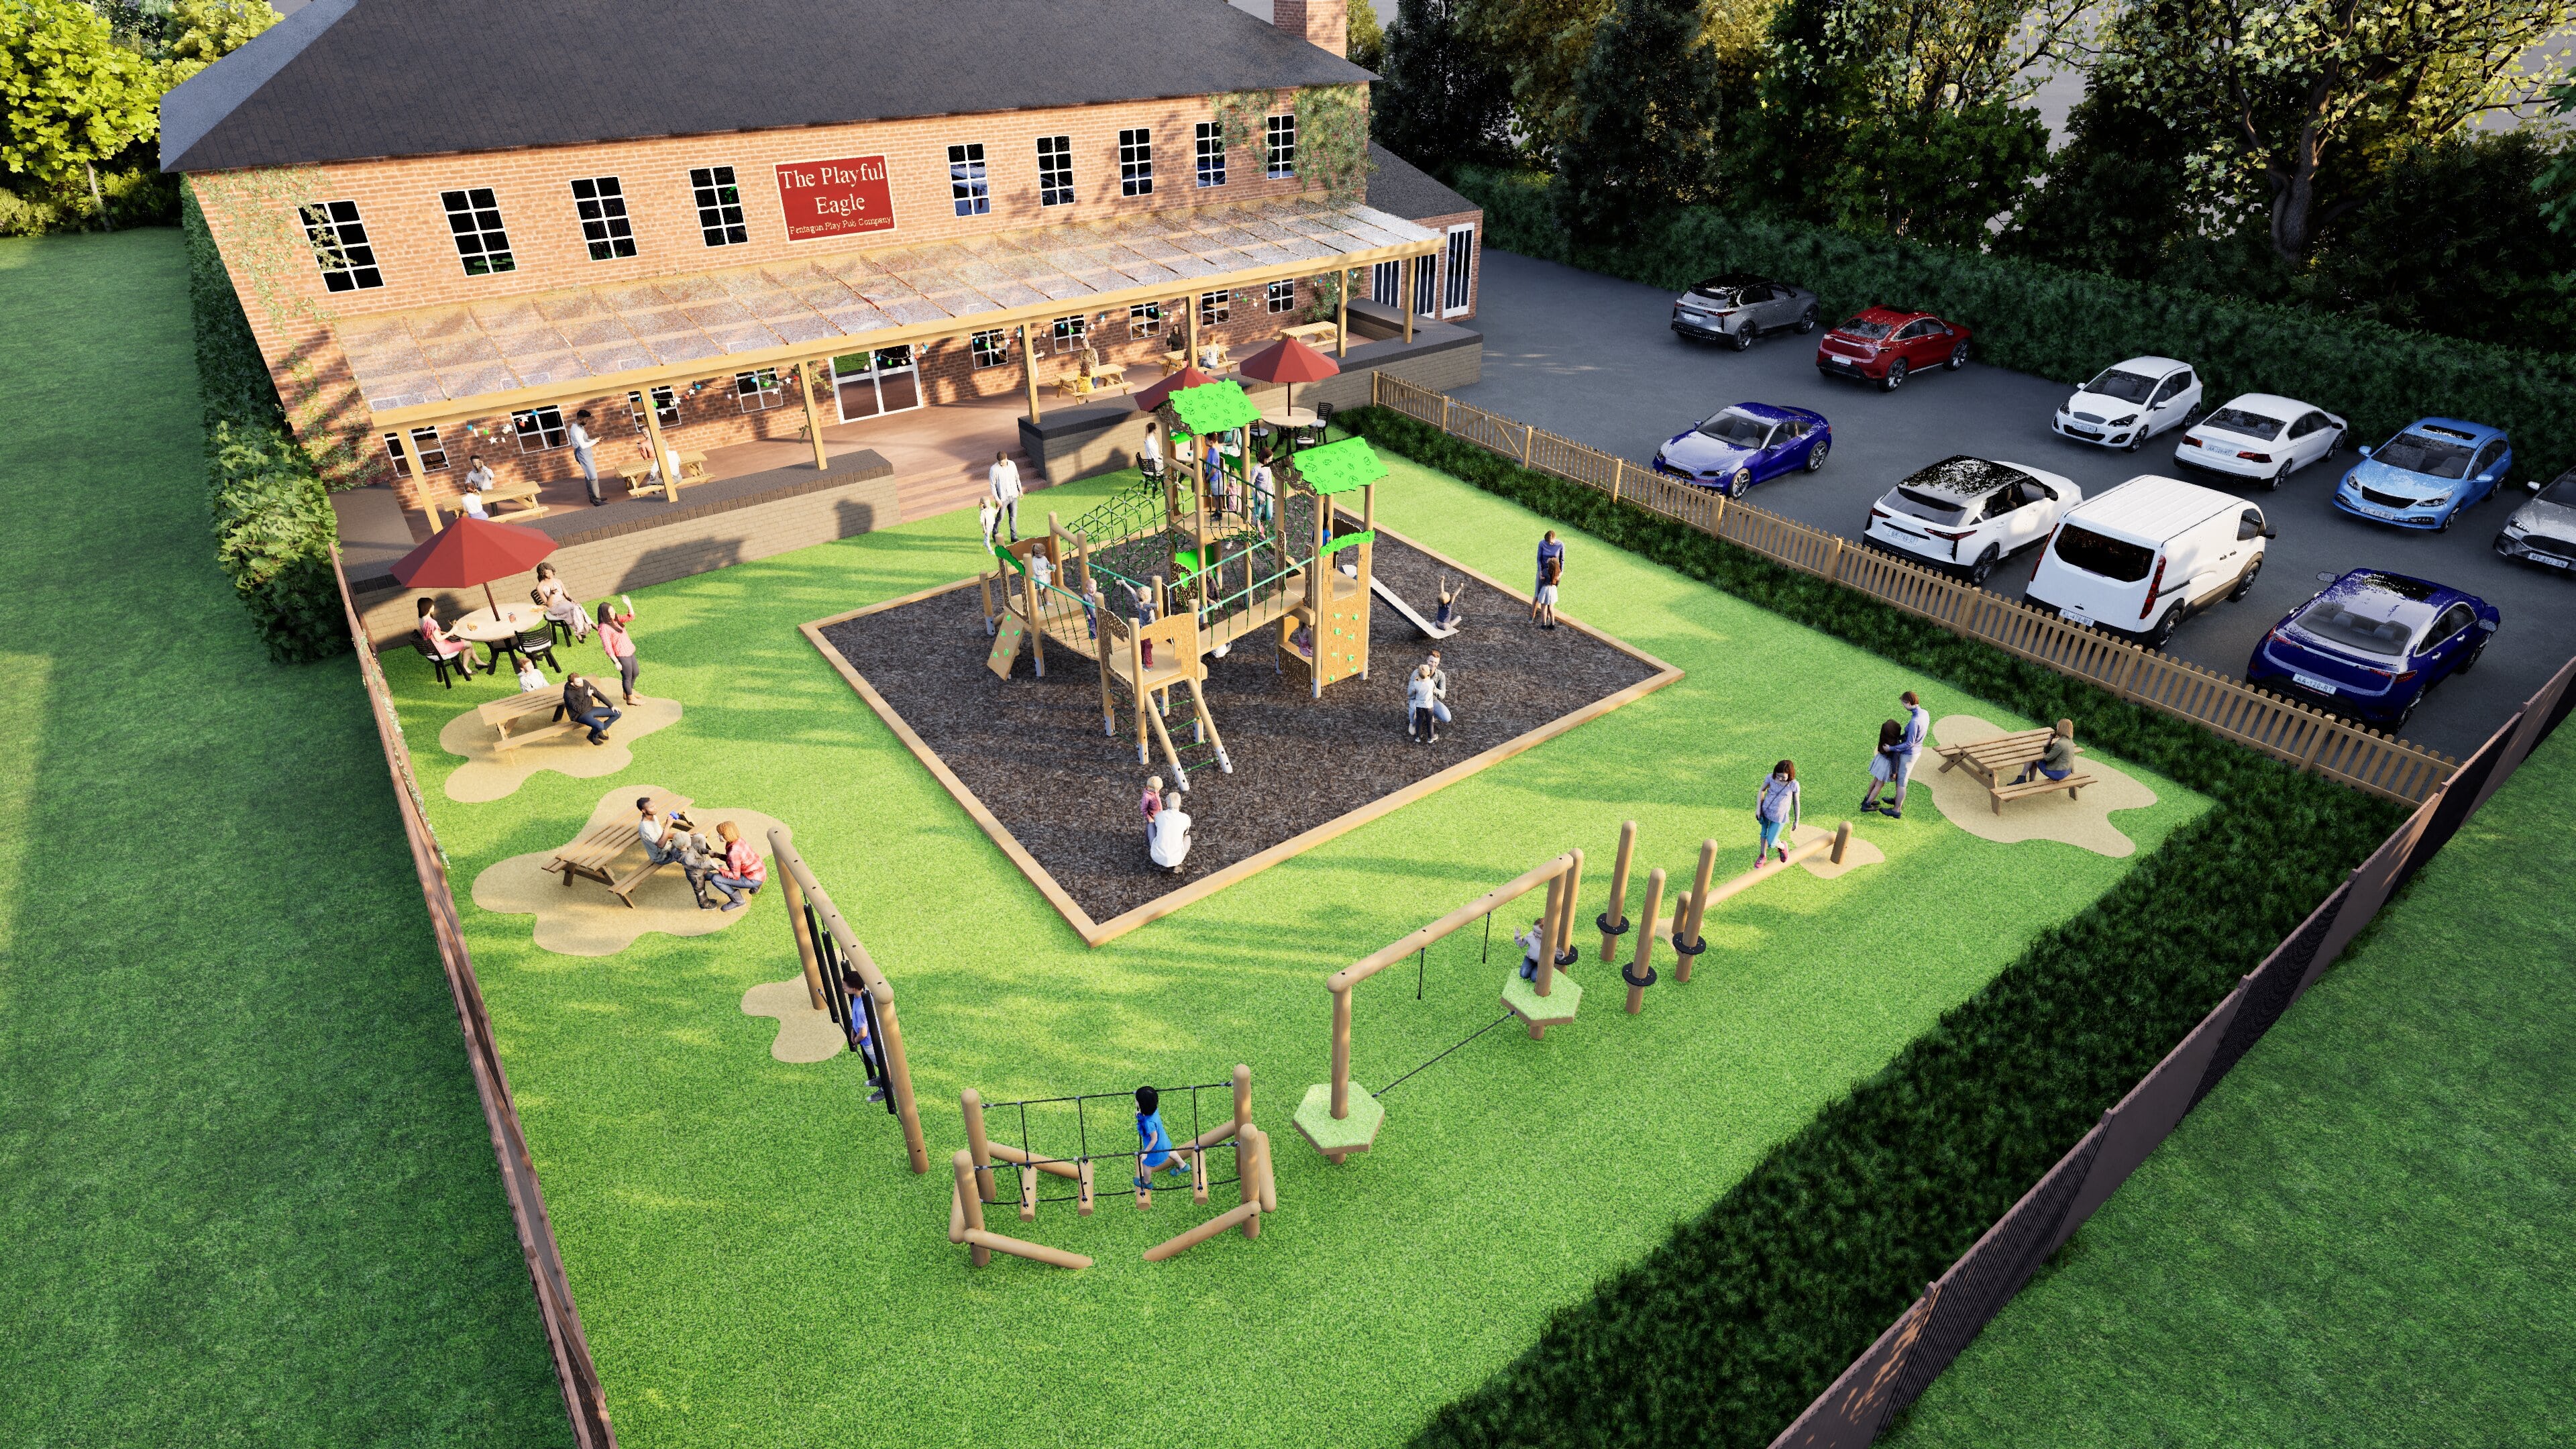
571, 339, 658, 376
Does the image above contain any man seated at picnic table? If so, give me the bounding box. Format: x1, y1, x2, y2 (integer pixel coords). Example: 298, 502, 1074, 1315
636, 796, 694, 867
556, 673, 620, 745
2015, 719, 2080, 784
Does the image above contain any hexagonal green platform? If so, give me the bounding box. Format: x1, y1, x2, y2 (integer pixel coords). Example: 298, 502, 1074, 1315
1294, 1080, 1384, 1160
1501, 968, 1582, 1029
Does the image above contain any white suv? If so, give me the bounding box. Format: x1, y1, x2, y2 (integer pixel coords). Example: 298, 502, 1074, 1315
2027, 476, 2274, 648
2054, 358, 2202, 451
1864, 455, 2080, 586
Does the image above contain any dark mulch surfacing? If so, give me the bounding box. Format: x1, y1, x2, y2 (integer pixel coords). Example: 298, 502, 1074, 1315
820, 534, 1660, 923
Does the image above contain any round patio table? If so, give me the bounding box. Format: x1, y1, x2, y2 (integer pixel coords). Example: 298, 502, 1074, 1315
455, 604, 548, 669
1259, 406, 1320, 430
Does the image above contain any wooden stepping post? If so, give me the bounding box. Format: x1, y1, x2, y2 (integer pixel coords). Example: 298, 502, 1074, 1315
1599, 820, 1637, 963
1625, 867, 1667, 1015
961, 1089, 996, 1203
1674, 839, 1717, 983
953, 1150, 989, 1268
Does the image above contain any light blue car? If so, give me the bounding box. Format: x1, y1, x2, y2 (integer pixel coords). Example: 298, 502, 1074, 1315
2332, 417, 2512, 533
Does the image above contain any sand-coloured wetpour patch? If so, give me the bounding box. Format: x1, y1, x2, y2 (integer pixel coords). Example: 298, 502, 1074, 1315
1788, 821, 1886, 878
741, 978, 849, 1063
470, 786, 786, 956
439, 694, 683, 803
1920, 714, 2159, 857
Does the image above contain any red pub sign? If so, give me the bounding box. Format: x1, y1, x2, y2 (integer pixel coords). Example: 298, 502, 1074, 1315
775, 155, 897, 241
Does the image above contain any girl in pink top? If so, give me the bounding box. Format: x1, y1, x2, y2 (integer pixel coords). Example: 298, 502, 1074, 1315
596, 601, 639, 703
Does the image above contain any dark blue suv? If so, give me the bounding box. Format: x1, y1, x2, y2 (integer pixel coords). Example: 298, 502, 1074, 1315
2245, 569, 2499, 730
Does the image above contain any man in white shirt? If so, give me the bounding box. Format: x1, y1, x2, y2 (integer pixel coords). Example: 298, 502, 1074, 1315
988, 451, 1022, 541
1139, 422, 1164, 479
636, 796, 685, 865
462, 454, 496, 493
1883, 690, 1933, 820
1147, 791, 1191, 873
569, 410, 602, 505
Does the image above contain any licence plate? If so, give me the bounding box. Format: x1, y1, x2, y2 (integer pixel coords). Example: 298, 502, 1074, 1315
1831, 358, 1858, 370
2062, 608, 2093, 627
2292, 672, 2338, 695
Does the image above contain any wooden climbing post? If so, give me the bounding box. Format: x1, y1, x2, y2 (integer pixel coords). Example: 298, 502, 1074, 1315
1552, 848, 1585, 969
1625, 867, 1668, 1015
1232, 1063, 1252, 1138
1831, 820, 1852, 865
1534, 871, 1563, 998
954, 1151, 990, 1267
1329, 985, 1354, 1118
1674, 839, 1717, 983
1666, 885, 1693, 985
1599, 820, 1636, 962
961, 1089, 996, 1203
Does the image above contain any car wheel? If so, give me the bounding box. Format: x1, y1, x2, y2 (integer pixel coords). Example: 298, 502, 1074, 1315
2123, 430, 2143, 453
1725, 468, 1753, 498
2263, 464, 2286, 492
2435, 513, 2452, 533
1881, 360, 1909, 392
2226, 554, 2263, 602
2144, 606, 2181, 649
2326, 429, 2345, 457
1966, 545, 2000, 587
1946, 342, 1970, 370
1731, 326, 1754, 352
1797, 306, 1819, 333
1804, 439, 1829, 473
2456, 637, 2487, 676
2389, 695, 2419, 732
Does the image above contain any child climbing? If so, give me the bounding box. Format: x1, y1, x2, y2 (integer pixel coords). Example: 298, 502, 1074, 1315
1433, 574, 1464, 632
1860, 719, 1902, 814
1515, 916, 1547, 981
1133, 1085, 1192, 1187
1755, 760, 1801, 867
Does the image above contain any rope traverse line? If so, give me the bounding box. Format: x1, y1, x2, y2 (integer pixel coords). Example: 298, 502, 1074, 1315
1377, 1012, 1516, 1098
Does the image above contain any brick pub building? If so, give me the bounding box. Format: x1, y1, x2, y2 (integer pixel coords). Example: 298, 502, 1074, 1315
164, 0, 1484, 630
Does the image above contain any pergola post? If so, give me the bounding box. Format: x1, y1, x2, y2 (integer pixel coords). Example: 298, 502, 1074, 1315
639, 390, 680, 504
1018, 321, 1040, 423
1336, 268, 1349, 358
1185, 288, 1199, 365
396, 433, 443, 533
1401, 256, 1415, 344
798, 359, 830, 472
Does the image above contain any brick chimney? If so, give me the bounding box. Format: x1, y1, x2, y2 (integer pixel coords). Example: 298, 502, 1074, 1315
1274, 0, 1347, 58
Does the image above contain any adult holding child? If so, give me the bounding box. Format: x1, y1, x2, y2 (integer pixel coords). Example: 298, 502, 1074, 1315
1532, 531, 1564, 629
1874, 690, 1932, 820
1147, 790, 1193, 873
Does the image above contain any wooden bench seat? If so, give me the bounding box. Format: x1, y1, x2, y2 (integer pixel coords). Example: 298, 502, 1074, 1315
543, 791, 695, 908
476, 690, 581, 753
616, 451, 708, 500
1986, 771, 2099, 813
1937, 727, 2091, 813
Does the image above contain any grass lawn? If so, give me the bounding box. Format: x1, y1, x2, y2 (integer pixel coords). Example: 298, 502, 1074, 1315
385, 441, 2210, 1446
0, 233, 569, 1444
1885, 723, 2576, 1448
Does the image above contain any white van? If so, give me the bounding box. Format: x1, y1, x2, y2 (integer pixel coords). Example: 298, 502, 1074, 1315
2027, 476, 2274, 647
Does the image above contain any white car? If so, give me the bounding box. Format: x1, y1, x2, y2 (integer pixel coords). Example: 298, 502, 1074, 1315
2027, 475, 2272, 648
2171, 393, 2347, 490
1864, 455, 2080, 586
2053, 357, 2202, 451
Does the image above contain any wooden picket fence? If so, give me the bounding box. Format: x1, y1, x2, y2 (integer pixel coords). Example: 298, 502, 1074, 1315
1371, 373, 2455, 802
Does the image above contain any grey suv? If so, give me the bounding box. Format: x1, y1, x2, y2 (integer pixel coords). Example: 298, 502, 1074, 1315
1670, 274, 1821, 351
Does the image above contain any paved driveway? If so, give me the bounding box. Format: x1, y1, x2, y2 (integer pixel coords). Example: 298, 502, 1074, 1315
1454, 250, 2569, 759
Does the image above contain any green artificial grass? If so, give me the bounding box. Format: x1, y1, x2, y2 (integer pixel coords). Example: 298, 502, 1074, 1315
382, 445, 2208, 1447
0, 232, 570, 1444
1884, 724, 2576, 1448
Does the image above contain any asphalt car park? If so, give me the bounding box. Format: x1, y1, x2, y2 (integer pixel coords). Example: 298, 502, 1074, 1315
1453, 250, 2566, 759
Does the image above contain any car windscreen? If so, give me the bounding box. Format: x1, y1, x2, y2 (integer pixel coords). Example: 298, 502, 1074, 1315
2375, 433, 2473, 479
2051, 525, 2153, 583
1886, 488, 1967, 524
1694, 411, 1772, 447
2291, 594, 2431, 660
2084, 369, 2157, 404
2538, 470, 2576, 506
2204, 407, 2284, 440
1687, 280, 1740, 303
1837, 319, 1894, 339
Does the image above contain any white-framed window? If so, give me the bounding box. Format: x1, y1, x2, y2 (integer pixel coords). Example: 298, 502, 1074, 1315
1443, 224, 1476, 316
1194, 121, 1226, 189
439, 187, 515, 276
1128, 303, 1163, 339
1265, 115, 1296, 179
949, 144, 990, 217
690, 165, 747, 246
734, 369, 784, 411
382, 426, 447, 470
1119, 127, 1154, 197
1049, 315, 1086, 353
511, 406, 568, 452
1037, 136, 1075, 207
570, 176, 636, 261
1199, 290, 1230, 327
1267, 279, 1297, 314
300, 200, 383, 292
626, 387, 680, 430
969, 329, 1012, 368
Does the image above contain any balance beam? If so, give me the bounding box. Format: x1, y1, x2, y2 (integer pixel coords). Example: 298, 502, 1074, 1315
965, 1228, 1093, 1271
1142, 1201, 1260, 1262
1658, 824, 1855, 944
983, 1140, 1084, 1181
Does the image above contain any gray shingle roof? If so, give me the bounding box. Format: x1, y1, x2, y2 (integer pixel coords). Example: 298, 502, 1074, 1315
1362, 144, 1477, 223
162, 0, 1374, 174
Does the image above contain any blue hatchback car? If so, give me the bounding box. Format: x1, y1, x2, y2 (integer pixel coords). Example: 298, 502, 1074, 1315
1650, 401, 1831, 497
2331, 418, 2512, 531
2245, 569, 2500, 729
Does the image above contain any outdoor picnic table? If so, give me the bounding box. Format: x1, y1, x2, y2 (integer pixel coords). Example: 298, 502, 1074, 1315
455, 604, 549, 667
1937, 727, 2097, 814
476, 482, 548, 520
616, 451, 708, 501
1280, 321, 1339, 351
543, 790, 696, 908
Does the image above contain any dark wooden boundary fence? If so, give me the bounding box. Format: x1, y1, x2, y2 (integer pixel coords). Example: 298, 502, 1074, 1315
332, 549, 618, 1448
1368, 374, 2457, 803
1768, 647, 2576, 1447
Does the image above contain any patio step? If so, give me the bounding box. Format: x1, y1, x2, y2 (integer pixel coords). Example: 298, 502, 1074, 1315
897, 449, 1040, 527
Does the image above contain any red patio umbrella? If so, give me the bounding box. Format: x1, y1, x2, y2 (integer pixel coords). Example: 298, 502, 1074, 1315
1132, 364, 1218, 415
1235, 335, 1342, 422
388, 516, 559, 625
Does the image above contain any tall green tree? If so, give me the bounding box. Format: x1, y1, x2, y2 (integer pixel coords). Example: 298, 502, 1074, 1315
1998, 75, 2198, 276
1375, 0, 1516, 176
0, 0, 165, 221
164, 0, 278, 82
1458, 0, 1615, 164
1554, 0, 1728, 235
1347, 0, 1388, 72
2537, 78, 2576, 237
2101, 0, 2575, 264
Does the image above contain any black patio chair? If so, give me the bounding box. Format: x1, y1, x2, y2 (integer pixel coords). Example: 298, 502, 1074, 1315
412, 636, 466, 688
514, 628, 561, 675
532, 588, 576, 647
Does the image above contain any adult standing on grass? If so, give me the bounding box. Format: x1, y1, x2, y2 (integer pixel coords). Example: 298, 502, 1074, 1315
1533, 531, 1564, 629
569, 409, 603, 506
557, 673, 619, 745
988, 450, 1022, 542
596, 600, 640, 705
709, 820, 766, 912
1879, 690, 1931, 819
1755, 760, 1801, 867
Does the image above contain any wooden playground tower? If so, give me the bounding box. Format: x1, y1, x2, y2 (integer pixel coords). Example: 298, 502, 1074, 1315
981, 379, 1390, 790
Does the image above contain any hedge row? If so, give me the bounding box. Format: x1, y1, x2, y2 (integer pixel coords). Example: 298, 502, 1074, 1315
1337, 406, 2409, 1448
185, 182, 344, 663
1454, 166, 2576, 483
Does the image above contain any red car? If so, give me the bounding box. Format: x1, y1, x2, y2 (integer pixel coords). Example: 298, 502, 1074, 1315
1815, 306, 1974, 392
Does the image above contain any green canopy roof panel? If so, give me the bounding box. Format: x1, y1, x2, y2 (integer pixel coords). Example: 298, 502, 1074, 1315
1165, 379, 1265, 435
1295, 436, 1388, 496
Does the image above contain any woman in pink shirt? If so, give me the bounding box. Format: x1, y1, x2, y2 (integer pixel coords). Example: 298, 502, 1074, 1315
595, 601, 639, 704
415, 598, 480, 676
709, 820, 766, 912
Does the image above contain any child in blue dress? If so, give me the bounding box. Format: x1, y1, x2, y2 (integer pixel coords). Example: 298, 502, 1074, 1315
1755, 760, 1801, 867
1134, 1085, 1192, 1187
